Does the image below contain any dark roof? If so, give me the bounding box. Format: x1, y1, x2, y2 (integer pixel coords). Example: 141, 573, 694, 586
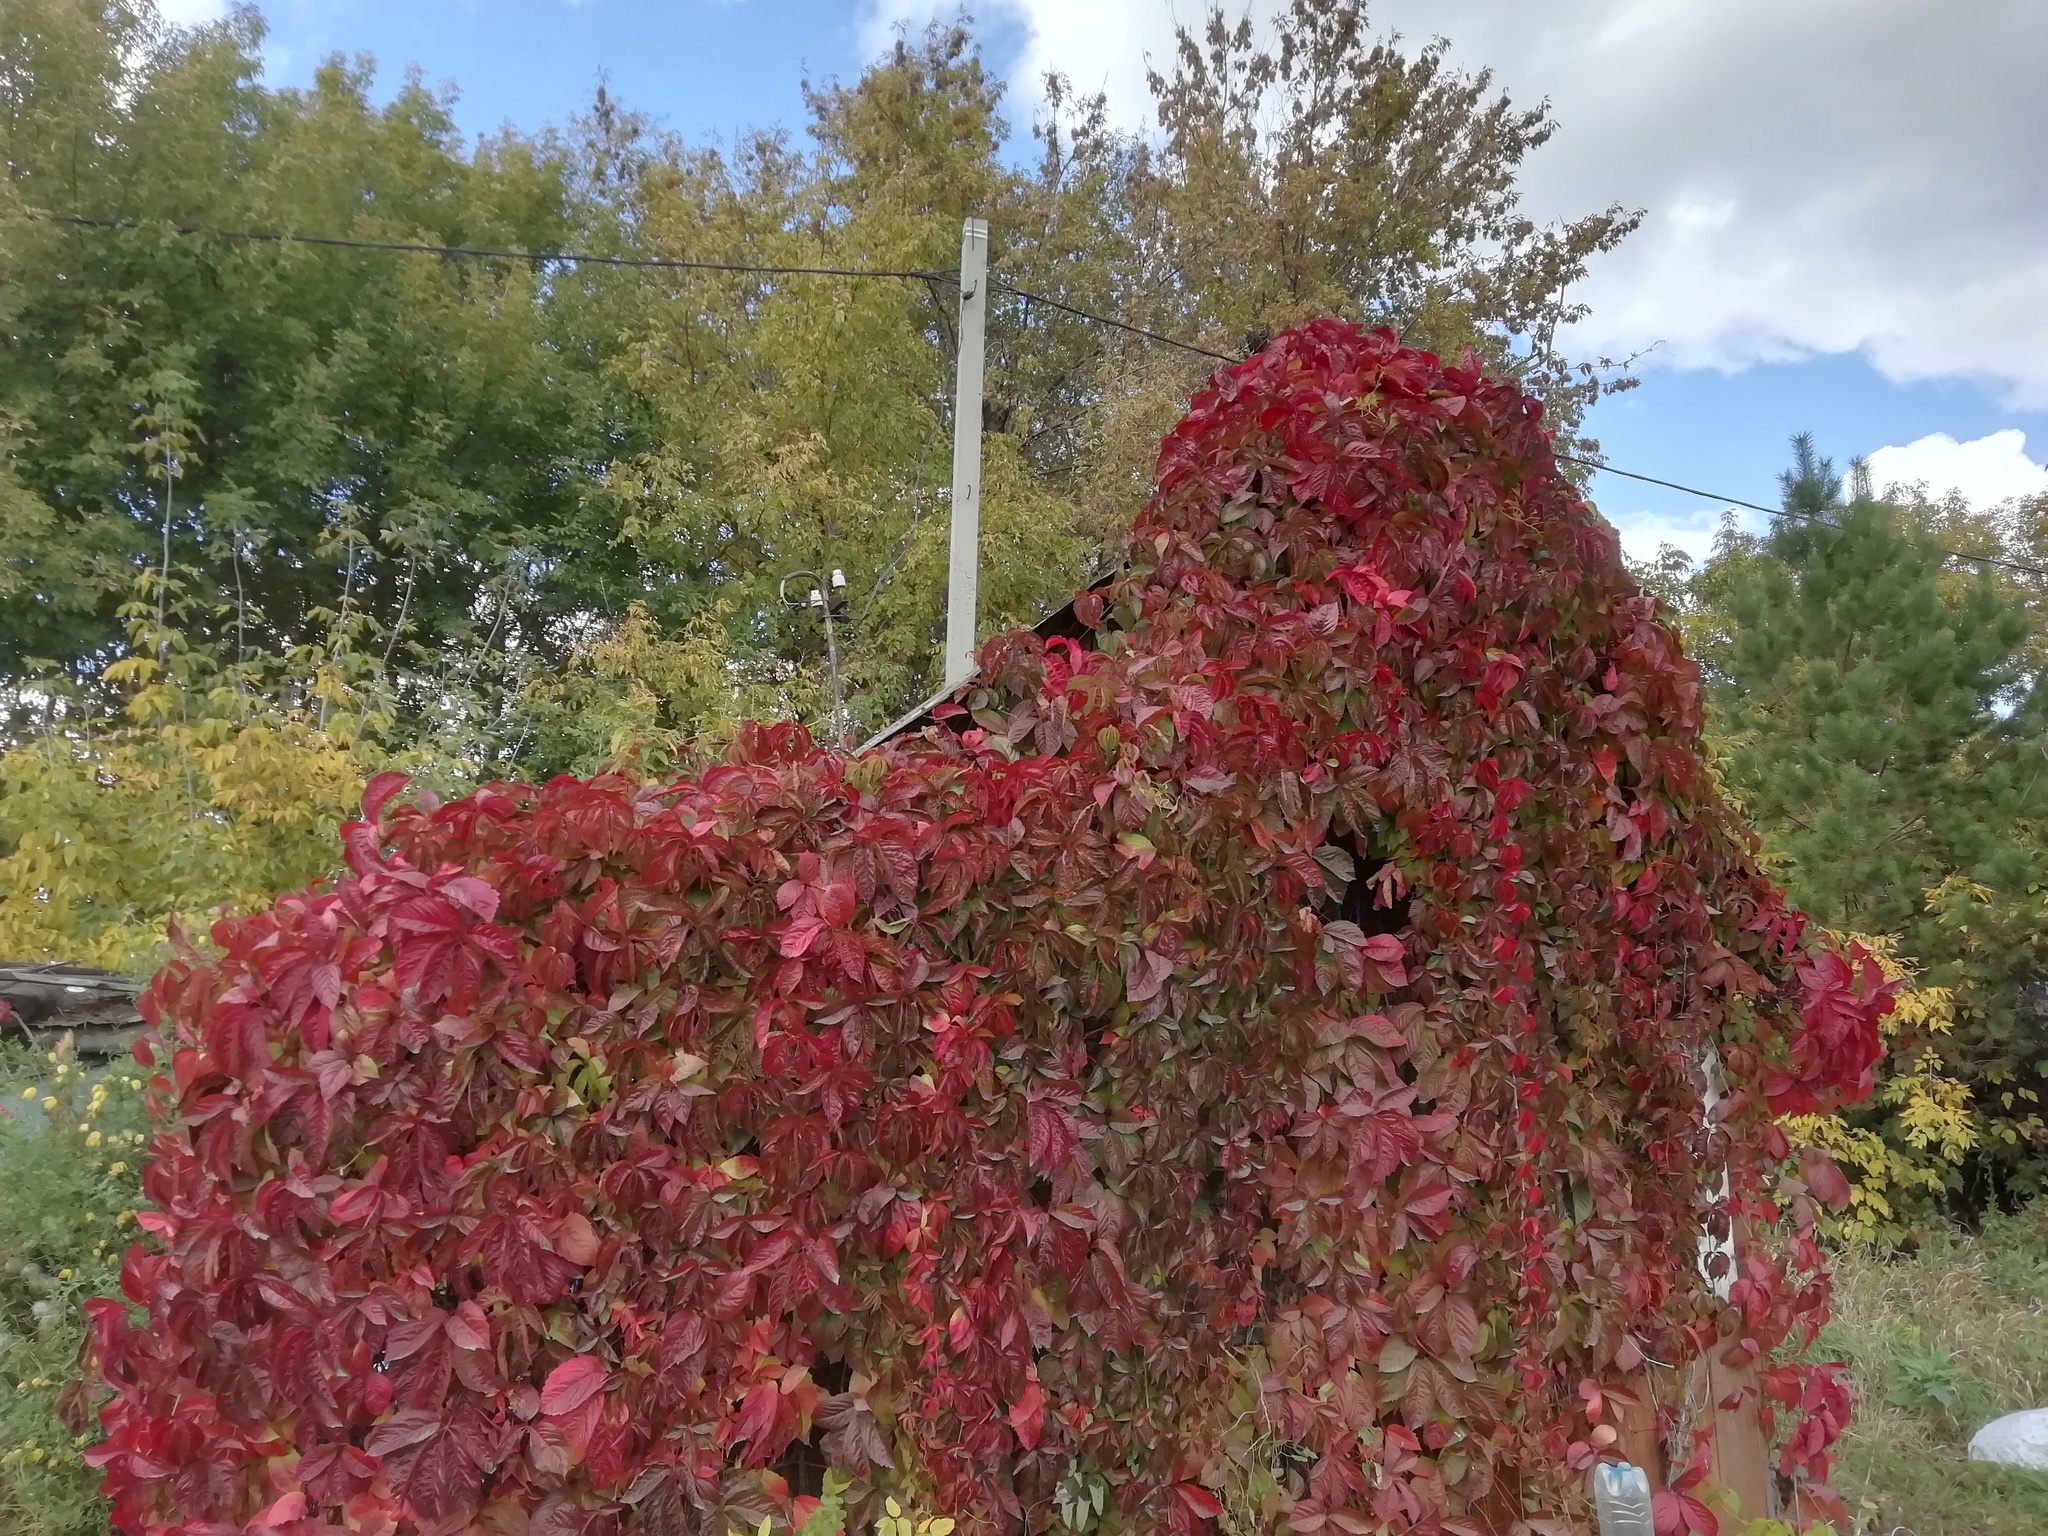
859, 569, 1120, 752
1, 963, 145, 1058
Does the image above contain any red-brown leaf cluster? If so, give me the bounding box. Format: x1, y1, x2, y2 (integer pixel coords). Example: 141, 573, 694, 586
85, 321, 1888, 1536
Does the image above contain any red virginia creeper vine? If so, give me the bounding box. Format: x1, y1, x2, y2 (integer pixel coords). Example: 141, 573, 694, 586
82, 321, 1889, 1536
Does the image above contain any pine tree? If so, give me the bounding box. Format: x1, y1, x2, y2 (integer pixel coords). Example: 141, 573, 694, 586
1699, 434, 2048, 1198
1708, 434, 2042, 935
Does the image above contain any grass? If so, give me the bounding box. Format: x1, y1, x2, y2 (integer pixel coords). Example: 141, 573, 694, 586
1820, 1204, 2048, 1534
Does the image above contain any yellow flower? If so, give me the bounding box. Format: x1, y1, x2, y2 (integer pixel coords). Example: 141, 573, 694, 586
56, 1269, 72, 1281
115, 1210, 134, 1227
41, 1097, 56, 1111
19, 1086, 33, 1099
87, 1130, 103, 1147
108, 1161, 128, 1176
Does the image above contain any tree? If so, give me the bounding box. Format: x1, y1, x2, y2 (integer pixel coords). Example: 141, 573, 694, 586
1704, 435, 2042, 936
0, 0, 649, 707
1691, 434, 2048, 1203
1130, 0, 1638, 418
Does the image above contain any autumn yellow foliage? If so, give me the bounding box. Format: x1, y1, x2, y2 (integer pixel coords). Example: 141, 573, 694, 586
1783, 933, 1981, 1243
0, 627, 374, 973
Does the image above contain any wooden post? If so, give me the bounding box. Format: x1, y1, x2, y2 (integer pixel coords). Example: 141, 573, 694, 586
1706, 1332, 1772, 1522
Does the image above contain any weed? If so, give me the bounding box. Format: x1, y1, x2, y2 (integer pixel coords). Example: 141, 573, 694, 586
0, 1039, 150, 1536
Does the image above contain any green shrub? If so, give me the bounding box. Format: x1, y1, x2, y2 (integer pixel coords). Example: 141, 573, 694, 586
0, 1039, 148, 1536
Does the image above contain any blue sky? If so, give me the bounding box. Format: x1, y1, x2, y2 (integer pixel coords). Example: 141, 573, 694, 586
193, 0, 2048, 563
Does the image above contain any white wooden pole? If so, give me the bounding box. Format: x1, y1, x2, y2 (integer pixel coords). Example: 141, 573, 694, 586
944, 217, 988, 693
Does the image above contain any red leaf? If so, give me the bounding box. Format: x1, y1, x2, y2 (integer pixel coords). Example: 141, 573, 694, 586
1028, 1097, 1081, 1175
780, 918, 825, 958
365, 1408, 442, 1457
1008, 1378, 1045, 1451
361, 770, 411, 823
1124, 947, 1173, 1004
446, 1301, 491, 1352
1653, 1490, 1720, 1536
552, 1211, 601, 1265
540, 1355, 608, 1417
732, 1380, 787, 1458
251, 1492, 306, 1528
441, 875, 500, 921
1802, 1149, 1853, 1210
1174, 1483, 1223, 1520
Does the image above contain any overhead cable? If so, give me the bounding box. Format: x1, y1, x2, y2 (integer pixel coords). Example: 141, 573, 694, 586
1554, 453, 2048, 579
994, 281, 1241, 363
30, 211, 946, 284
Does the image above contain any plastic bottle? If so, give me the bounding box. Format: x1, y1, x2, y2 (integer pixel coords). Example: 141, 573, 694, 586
1591, 1462, 1655, 1536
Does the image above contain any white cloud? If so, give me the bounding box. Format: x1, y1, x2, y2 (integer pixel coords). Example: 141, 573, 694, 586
863, 0, 2048, 405
1864, 430, 2048, 509
156, 0, 228, 22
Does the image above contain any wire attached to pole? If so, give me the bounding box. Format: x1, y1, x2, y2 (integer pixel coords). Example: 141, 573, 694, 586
30, 210, 947, 284
992, 281, 1240, 364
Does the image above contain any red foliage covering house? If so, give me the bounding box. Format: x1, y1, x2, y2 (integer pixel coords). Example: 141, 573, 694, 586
82, 322, 1888, 1536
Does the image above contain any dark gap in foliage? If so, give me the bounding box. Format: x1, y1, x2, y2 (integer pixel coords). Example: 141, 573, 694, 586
1950, 1148, 2033, 1229
774, 1359, 852, 1499
1032, 568, 1118, 651
1321, 832, 1412, 942
1079, 1024, 1104, 1083
1276, 1441, 1316, 1498
775, 1433, 829, 1499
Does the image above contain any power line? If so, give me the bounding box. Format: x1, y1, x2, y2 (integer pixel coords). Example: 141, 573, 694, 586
995, 281, 1240, 364
1554, 453, 2048, 579
28, 211, 947, 284
30, 210, 1240, 358
33, 208, 2045, 582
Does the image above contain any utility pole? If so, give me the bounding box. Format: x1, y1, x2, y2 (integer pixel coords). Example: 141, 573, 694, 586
944, 217, 988, 694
